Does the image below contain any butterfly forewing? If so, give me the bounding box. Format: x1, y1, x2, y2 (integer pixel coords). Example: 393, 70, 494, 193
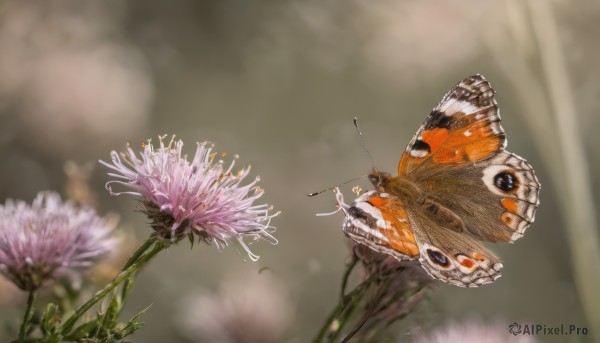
398, 74, 506, 179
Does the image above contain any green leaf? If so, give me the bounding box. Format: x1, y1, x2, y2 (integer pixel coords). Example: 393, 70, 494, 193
128, 304, 151, 324
120, 276, 136, 304
187, 232, 194, 249
67, 320, 98, 340
41, 303, 60, 335
104, 294, 121, 328
114, 304, 151, 339
93, 294, 121, 338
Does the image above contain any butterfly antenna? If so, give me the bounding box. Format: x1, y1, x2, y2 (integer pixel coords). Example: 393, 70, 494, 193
354, 117, 376, 170
307, 174, 367, 197
308, 118, 374, 197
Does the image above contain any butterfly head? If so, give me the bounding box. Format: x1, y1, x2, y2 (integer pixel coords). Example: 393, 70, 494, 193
368, 170, 392, 191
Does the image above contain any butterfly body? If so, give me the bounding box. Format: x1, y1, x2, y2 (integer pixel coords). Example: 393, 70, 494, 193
341, 75, 540, 287
369, 171, 467, 233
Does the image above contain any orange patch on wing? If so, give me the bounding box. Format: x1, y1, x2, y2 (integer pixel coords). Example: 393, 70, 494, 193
366, 196, 386, 208
421, 128, 449, 151
397, 118, 503, 174
397, 157, 411, 175
471, 252, 486, 261
501, 198, 518, 212
397, 128, 449, 173
372, 199, 419, 257
432, 121, 501, 164
459, 258, 475, 269
501, 212, 514, 225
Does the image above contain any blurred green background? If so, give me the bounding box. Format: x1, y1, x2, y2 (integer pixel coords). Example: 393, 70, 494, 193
1, 1, 599, 342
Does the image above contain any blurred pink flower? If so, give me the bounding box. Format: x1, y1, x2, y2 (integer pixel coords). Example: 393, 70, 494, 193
0, 1, 153, 160
179, 271, 292, 343
0, 192, 116, 291
416, 320, 538, 343
100, 136, 278, 261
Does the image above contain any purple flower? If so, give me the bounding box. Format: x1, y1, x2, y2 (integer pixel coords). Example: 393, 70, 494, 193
0, 192, 116, 291
100, 136, 278, 261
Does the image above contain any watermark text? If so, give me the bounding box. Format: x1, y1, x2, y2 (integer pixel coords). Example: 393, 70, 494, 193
509, 322, 588, 336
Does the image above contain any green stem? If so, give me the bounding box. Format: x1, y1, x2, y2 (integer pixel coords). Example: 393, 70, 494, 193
121, 239, 155, 271
120, 238, 155, 301
314, 272, 374, 343
328, 291, 365, 343
18, 291, 35, 342
340, 278, 393, 343
61, 240, 166, 334
340, 256, 358, 304
313, 258, 359, 343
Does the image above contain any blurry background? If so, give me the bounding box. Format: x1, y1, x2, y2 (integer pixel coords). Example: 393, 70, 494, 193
1, 0, 599, 342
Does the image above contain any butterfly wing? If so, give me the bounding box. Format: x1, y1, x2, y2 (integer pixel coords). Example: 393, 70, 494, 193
398, 74, 505, 179
405, 202, 504, 287
343, 191, 503, 287
343, 74, 539, 287
417, 151, 540, 242
398, 75, 540, 242
342, 191, 419, 261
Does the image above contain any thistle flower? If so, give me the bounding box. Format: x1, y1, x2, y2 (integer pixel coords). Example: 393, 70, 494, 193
351, 244, 433, 334
100, 136, 278, 261
0, 192, 116, 291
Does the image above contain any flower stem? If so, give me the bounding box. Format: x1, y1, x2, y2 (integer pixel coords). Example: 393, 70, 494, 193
340, 278, 392, 343
340, 256, 358, 304
122, 238, 156, 271
120, 238, 156, 301
61, 240, 166, 334
313, 260, 373, 343
18, 291, 35, 342
327, 290, 366, 343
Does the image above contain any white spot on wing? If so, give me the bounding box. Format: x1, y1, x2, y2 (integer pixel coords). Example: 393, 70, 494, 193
410, 149, 428, 158
459, 103, 480, 114
525, 204, 535, 219
491, 124, 501, 135
510, 231, 523, 241
440, 100, 480, 115
349, 219, 389, 241
354, 201, 390, 230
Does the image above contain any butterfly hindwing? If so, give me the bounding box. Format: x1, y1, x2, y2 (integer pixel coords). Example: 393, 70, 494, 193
416, 151, 540, 242
342, 191, 503, 287
406, 202, 504, 287
343, 191, 419, 261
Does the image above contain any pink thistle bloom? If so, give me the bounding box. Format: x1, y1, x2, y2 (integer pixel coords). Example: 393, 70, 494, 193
100, 136, 278, 261
0, 192, 116, 291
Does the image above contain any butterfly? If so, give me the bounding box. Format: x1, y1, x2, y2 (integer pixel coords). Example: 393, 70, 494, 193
340, 75, 540, 287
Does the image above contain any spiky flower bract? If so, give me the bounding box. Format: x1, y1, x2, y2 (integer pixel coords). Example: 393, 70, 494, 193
0, 192, 116, 291
100, 136, 278, 261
